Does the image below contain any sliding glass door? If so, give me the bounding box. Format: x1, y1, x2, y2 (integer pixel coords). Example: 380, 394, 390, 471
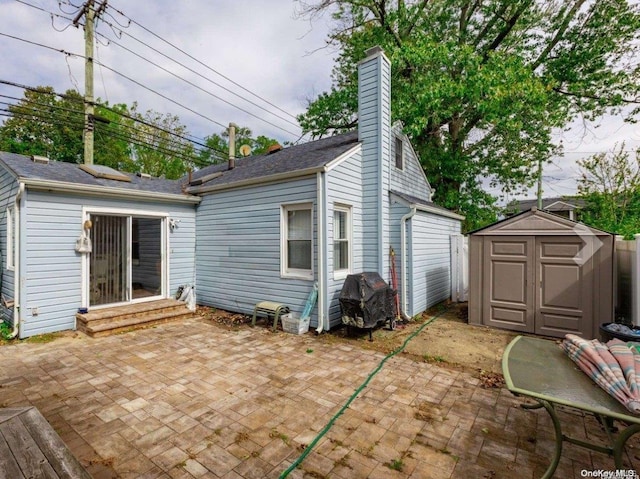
89, 213, 165, 307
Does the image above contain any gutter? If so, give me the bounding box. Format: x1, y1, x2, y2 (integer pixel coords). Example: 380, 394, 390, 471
21, 178, 201, 205
400, 206, 417, 320
9, 182, 25, 339
315, 172, 325, 333
411, 202, 465, 221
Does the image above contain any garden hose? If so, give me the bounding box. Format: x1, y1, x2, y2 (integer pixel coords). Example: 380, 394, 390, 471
279, 306, 449, 478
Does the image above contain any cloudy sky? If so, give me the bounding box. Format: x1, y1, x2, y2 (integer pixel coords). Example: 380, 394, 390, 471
1, 0, 638, 201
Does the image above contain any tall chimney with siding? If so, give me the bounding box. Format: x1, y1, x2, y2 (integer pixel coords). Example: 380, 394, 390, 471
358, 46, 391, 276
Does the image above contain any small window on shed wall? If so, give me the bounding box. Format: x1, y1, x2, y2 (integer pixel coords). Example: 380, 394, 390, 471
395, 137, 404, 170
6, 206, 14, 270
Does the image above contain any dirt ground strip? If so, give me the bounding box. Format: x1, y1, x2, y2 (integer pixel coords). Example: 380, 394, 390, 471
210, 302, 518, 385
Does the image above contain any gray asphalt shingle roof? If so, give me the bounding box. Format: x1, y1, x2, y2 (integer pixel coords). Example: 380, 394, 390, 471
0, 151, 187, 196
187, 131, 360, 190
512, 196, 585, 212
0, 133, 360, 197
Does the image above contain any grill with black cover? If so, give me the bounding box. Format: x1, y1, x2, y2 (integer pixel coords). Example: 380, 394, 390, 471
339, 272, 397, 339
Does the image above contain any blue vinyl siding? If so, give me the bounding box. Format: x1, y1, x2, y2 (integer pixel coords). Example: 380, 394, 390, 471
409, 212, 461, 315
326, 151, 364, 328
195, 177, 319, 326
19, 191, 195, 338
358, 50, 391, 275
0, 164, 18, 326
390, 123, 432, 202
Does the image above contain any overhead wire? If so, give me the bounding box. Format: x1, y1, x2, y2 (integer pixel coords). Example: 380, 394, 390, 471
92, 29, 301, 136
105, 3, 299, 121
0, 80, 230, 161
13, 0, 303, 139
0, 85, 229, 168
0, 106, 219, 168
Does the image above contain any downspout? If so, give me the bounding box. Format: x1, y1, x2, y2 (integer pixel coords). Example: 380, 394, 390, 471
316, 172, 325, 333
9, 183, 25, 339
400, 206, 417, 320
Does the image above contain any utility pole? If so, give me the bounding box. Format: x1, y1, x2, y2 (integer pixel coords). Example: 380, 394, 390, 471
536, 157, 543, 209
73, 0, 107, 165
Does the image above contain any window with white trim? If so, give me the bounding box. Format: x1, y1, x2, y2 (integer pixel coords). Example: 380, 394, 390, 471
333, 205, 351, 277
282, 203, 313, 278
6, 206, 15, 270
395, 136, 404, 170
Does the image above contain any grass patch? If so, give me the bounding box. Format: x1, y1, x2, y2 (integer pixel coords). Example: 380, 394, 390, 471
269, 429, 290, 446
25, 333, 59, 343
423, 354, 446, 364
387, 458, 404, 472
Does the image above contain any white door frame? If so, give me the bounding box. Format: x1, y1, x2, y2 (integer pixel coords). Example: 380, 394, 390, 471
81, 206, 170, 309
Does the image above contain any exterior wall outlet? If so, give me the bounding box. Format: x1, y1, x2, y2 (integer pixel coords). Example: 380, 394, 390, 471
31, 307, 39, 316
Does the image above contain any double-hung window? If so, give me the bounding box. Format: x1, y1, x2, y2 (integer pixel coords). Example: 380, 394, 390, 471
282, 203, 313, 279
333, 205, 351, 278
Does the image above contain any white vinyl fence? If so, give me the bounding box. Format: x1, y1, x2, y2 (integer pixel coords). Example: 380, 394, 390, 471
451, 234, 469, 302
615, 235, 640, 325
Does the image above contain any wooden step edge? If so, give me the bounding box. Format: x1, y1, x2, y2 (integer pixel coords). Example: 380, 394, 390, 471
87, 314, 192, 338
84, 310, 193, 333
77, 302, 187, 322
76, 305, 189, 326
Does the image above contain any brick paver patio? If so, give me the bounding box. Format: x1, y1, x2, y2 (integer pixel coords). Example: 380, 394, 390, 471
1, 317, 639, 478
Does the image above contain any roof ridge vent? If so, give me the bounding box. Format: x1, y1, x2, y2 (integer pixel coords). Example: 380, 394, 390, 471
267, 144, 282, 155
31, 155, 49, 165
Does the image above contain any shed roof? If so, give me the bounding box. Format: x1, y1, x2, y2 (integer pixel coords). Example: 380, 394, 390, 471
186, 131, 360, 193
0, 152, 198, 202
470, 208, 612, 236
511, 196, 585, 213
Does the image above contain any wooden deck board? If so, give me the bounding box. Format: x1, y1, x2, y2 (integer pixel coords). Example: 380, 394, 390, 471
0, 407, 92, 479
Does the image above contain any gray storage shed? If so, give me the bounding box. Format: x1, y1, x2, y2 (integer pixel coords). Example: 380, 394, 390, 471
468, 208, 613, 339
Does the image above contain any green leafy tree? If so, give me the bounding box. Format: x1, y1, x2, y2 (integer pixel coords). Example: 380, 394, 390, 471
126, 104, 196, 179
0, 87, 84, 162
296, 0, 640, 230
577, 144, 640, 238
199, 126, 281, 165
0, 87, 199, 179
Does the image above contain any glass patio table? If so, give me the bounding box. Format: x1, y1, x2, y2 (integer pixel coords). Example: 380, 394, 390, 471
502, 335, 640, 478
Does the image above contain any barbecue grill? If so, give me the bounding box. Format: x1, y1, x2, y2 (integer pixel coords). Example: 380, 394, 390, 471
339, 272, 397, 339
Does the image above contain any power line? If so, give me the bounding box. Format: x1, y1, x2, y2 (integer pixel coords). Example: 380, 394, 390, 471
0, 107, 218, 168
92, 30, 301, 136
0, 80, 229, 160
106, 3, 299, 121
12, 0, 302, 138
0, 101, 215, 165
0, 31, 233, 131
92, 27, 301, 129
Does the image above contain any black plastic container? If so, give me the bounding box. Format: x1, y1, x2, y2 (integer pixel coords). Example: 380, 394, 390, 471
599, 323, 640, 343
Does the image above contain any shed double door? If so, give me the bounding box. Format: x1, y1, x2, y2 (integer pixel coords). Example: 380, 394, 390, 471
482, 236, 591, 338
